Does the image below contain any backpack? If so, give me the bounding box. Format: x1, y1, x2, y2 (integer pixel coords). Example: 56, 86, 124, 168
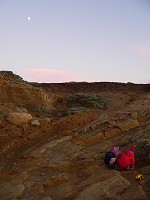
104, 152, 116, 166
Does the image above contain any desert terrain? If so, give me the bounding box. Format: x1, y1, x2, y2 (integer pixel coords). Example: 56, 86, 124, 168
0, 71, 150, 200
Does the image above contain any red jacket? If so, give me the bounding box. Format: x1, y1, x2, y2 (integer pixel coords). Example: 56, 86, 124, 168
117, 150, 135, 170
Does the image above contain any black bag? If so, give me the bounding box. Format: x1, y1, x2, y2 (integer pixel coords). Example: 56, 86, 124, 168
104, 152, 115, 166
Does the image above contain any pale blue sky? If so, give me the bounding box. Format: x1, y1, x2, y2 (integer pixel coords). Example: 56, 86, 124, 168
0, 0, 150, 83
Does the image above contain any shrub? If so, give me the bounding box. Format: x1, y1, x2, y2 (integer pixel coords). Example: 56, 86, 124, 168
65, 93, 110, 109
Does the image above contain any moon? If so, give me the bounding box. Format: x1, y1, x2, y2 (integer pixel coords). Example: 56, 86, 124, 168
27, 17, 31, 21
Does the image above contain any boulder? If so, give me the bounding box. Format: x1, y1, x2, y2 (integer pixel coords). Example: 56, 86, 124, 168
31, 119, 40, 126
7, 112, 32, 125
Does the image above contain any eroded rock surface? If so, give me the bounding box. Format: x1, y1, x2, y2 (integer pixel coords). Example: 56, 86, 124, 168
0, 108, 149, 200
0, 71, 150, 200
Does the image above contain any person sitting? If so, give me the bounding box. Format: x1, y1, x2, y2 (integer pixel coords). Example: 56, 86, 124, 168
117, 145, 136, 170
104, 145, 120, 169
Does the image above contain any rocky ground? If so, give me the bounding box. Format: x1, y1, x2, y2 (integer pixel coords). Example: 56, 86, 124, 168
0, 71, 150, 200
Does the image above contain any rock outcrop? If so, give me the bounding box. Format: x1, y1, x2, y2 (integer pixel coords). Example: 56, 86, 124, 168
0, 71, 54, 107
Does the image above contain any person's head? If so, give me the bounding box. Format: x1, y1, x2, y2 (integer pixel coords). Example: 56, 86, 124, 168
129, 145, 136, 154
112, 145, 120, 156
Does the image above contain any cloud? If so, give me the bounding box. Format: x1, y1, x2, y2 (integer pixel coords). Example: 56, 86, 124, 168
135, 47, 150, 55
20, 68, 89, 83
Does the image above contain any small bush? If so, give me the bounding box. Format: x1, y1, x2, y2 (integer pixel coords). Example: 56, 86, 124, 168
36, 106, 52, 114
65, 93, 110, 109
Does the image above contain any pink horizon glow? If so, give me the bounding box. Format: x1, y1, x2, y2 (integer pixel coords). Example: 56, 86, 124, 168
20, 68, 95, 83
135, 47, 150, 55
17, 68, 150, 84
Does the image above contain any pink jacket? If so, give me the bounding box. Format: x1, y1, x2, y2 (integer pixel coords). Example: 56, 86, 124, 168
117, 150, 135, 170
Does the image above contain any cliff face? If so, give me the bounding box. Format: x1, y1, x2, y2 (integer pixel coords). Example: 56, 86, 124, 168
0, 71, 54, 107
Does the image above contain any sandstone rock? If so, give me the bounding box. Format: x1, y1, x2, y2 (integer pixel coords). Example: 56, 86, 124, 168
132, 135, 150, 161
43, 135, 72, 151
40, 117, 51, 126
115, 119, 139, 132
29, 184, 47, 199
30, 135, 96, 172
31, 119, 40, 126
77, 132, 105, 146
0, 74, 6, 84
9, 128, 23, 138
105, 128, 122, 139
0, 133, 9, 143
0, 74, 54, 107
120, 184, 148, 200
131, 112, 138, 120
29, 135, 72, 158
0, 182, 25, 200
43, 173, 69, 188
41, 197, 53, 200
138, 108, 150, 122
63, 167, 122, 199
7, 112, 32, 125
74, 175, 130, 200
141, 166, 150, 174
12, 171, 29, 184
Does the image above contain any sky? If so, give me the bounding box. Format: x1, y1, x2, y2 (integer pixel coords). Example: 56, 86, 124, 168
0, 0, 150, 83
